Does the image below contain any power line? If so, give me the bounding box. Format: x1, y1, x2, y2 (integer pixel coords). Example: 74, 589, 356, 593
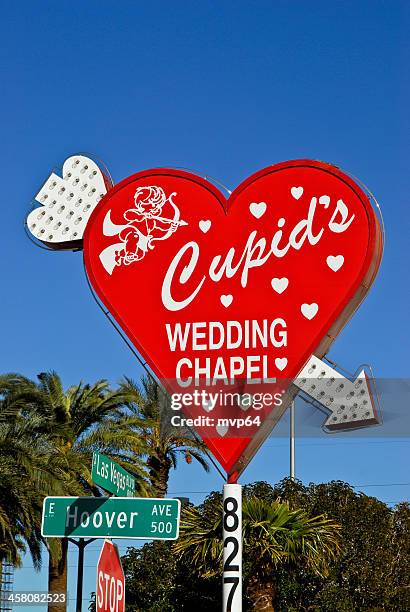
263, 440, 410, 448
354, 482, 410, 488
166, 482, 410, 494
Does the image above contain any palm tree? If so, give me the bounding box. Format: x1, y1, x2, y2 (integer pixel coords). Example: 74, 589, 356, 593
0, 401, 73, 570
120, 376, 210, 497
0, 371, 150, 611
174, 496, 341, 611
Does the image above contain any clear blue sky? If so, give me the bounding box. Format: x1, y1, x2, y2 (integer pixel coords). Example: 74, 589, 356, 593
1, 1, 409, 609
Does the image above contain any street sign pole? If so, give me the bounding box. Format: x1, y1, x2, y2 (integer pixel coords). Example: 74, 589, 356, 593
223, 482, 242, 612
68, 538, 96, 612
76, 539, 84, 612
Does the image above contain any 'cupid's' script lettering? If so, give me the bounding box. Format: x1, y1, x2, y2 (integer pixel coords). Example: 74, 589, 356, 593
162, 196, 354, 311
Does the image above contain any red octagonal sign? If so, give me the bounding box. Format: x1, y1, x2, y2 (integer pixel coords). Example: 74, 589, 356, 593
84, 160, 383, 477
96, 540, 125, 612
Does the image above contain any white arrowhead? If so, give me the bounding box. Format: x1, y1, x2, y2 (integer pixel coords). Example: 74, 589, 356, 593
293, 355, 379, 431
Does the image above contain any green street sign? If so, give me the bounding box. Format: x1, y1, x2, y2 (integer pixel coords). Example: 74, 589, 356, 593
91, 451, 136, 497
41, 497, 181, 539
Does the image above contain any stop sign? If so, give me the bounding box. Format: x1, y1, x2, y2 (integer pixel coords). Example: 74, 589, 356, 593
96, 540, 125, 612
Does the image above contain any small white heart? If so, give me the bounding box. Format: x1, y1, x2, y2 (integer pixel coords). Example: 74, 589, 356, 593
291, 186, 303, 200
301, 303, 319, 320
238, 395, 251, 411
326, 255, 344, 272
275, 357, 288, 371
216, 423, 229, 437
220, 294, 233, 308
202, 400, 214, 413
319, 195, 330, 207
249, 202, 267, 219
271, 277, 289, 294
199, 220, 211, 233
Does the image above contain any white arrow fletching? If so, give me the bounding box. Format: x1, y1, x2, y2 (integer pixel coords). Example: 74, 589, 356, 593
27, 154, 112, 248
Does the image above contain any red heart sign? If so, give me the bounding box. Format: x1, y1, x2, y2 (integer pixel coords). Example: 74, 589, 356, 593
84, 160, 382, 477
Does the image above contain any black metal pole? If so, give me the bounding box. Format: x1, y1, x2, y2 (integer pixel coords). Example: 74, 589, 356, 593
68, 538, 97, 612
76, 540, 85, 612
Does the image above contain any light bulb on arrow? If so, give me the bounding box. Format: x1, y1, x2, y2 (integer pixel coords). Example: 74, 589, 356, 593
293, 355, 380, 431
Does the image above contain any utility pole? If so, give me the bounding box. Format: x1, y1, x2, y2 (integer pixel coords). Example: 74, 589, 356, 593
68, 538, 96, 612
290, 400, 295, 480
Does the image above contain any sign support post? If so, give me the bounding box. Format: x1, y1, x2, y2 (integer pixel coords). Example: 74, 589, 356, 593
223, 480, 242, 612
68, 538, 96, 612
